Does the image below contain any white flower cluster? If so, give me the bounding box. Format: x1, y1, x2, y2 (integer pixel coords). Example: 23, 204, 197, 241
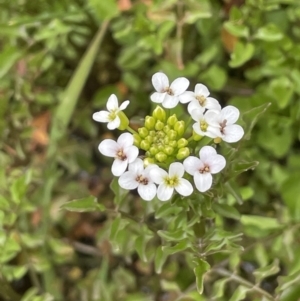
93, 72, 244, 202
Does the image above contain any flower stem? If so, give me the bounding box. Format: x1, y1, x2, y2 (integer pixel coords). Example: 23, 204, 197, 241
126, 126, 137, 135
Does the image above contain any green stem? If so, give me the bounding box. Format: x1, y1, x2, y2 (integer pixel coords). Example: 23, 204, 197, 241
126, 126, 137, 135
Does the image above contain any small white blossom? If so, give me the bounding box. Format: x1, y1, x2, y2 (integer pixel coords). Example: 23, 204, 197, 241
118, 158, 157, 201
208, 106, 244, 143
150, 162, 193, 201
179, 84, 221, 114
184, 146, 226, 192
98, 133, 138, 176
191, 109, 221, 138
93, 94, 130, 130
150, 72, 189, 109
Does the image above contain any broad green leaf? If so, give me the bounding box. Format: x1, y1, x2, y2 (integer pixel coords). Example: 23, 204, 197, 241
89, 0, 119, 21
0, 234, 21, 263
61, 196, 99, 212
212, 203, 241, 220
193, 258, 210, 294
212, 278, 229, 298
229, 285, 249, 301
155, 246, 168, 274
229, 42, 255, 68
254, 23, 283, 41
276, 270, 300, 292
223, 21, 249, 38
241, 215, 283, 231
253, 259, 280, 283
270, 77, 294, 109
135, 235, 149, 262
1, 265, 28, 281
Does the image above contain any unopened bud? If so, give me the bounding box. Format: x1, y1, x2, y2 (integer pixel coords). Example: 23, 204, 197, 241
163, 125, 171, 134
155, 152, 167, 163
140, 140, 150, 151
133, 133, 141, 146
144, 157, 155, 166
214, 137, 222, 144
164, 145, 174, 155
117, 111, 129, 130
167, 114, 178, 127
153, 106, 166, 122
177, 138, 188, 149
169, 140, 177, 148
145, 135, 154, 144
138, 127, 149, 138
174, 121, 185, 137
155, 120, 164, 131
168, 130, 177, 140
145, 116, 156, 130
149, 146, 158, 156
192, 131, 203, 141
176, 147, 190, 160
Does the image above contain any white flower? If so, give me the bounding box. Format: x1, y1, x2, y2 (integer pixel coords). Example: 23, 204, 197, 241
208, 106, 244, 143
184, 146, 226, 192
150, 162, 193, 201
118, 158, 157, 201
93, 94, 130, 130
191, 109, 221, 138
98, 133, 138, 176
179, 84, 221, 114
150, 72, 189, 109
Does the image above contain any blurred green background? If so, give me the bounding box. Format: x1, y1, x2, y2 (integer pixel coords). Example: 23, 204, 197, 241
1, 0, 300, 300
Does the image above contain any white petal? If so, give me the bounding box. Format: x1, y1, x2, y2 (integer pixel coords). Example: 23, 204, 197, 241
118, 172, 139, 190
194, 172, 212, 192
152, 72, 169, 92
157, 184, 174, 201
208, 155, 226, 174
195, 83, 210, 97
183, 156, 202, 175
179, 91, 195, 104
117, 133, 134, 148
151, 92, 166, 103
107, 116, 120, 130
205, 97, 221, 112
205, 111, 221, 127
112, 159, 128, 176
128, 158, 144, 174
106, 94, 118, 111
138, 183, 157, 201
199, 146, 217, 162
149, 167, 167, 184
162, 95, 179, 109
119, 100, 130, 111
126, 146, 139, 163
93, 111, 110, 123
98, 139, 118, 157
192, 123, 204, 136
206, 125, 222, 138
222, 124, 244, 143
220, 106, 240, 124
170, 77, 189, 95
188, 101, 205, 115
190, 108, 205, 121
169, 162, 185, 178
175, 178, 193, 197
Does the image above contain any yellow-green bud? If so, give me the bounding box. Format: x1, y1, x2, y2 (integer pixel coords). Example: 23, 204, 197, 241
214, 137, 222, 144
174, 121, 185, 137
153, 106, 166, 122
145, 135, 154, 144
163, 125, 171, 134
138, 127, 149, 138
145, 116, 156, 130
117, 111, 129, 130
140, 140, 150, 151
167, 114, 178, 127
169, 140, 177, 148
158, 145, 164, 151
176, 147, 190, 160
163, 137, 170, 144
133, 133, 141, 146
150, 130, 156, 137
164, 145, 174, 155
168, 130, 177, 140
155, 121, 164, 131
155, 152, 167, 163
149, 146, 158, 156
177, 138, 188, 149
192, 131, 203, 141
144, 157, 155, 166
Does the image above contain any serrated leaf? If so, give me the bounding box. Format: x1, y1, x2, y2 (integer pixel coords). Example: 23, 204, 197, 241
61, 196, 99, 212
229, 42, 255, 68
212, 203, 241, 220
194, 259, 210, 294
155, 246, 168, 274
229, 285, 249, 301
253, 259, 280, 283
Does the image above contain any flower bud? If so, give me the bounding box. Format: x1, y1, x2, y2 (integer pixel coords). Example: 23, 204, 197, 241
168, 130, 177, 140
169, 140, 177, 148
164, 145, 174, 155
133, 133, 141, 146
167, 114, 178, 127
153, 106, 166, 122
155, 120, 164, 131
140, 140, 150, 151
145, 116, 156, 130
163, 125, 171, 134
117, 111, 129, 130
174, 121, 185, 137
176, 147, 190, 160
192, 131, 203, 141
177, 138, 188, 149
138, 127, 149, 138
149, 146, 158, 156
145, 135, 154, 144
144, 157, 155, 166
149, 130, 156, 137
214, 137, 222, 144
163, 136, 170, 144
155, 151, 167, 163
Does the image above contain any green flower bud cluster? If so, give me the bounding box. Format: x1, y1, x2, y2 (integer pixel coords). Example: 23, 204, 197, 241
133, 106, 190, 163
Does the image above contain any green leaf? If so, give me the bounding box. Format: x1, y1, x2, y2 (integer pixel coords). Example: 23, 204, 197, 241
193, 258, 210, 294
89, 0, 119, 20
276, 270, 300, 292
254, 23, 283, 41
1, 265, 28, 281
241, 215, 283, 231
110, 177, 128, 206
0, 196, 9, 210
212, 278, 229, 298
162, 239, 190, 255
155, 246, 168, 274
0, 46, 23, 78
229, 285, 249, 301
155, 203, 183, 219
229, 42, 255, 68
253, 259, 280, 283
10, 174, 28, 204
61, 196, 99, 212
270, 77, 294, 109
212, 203, 241, 220
223, 21, 249, 38
135, 235, 149, 262
157, 229, 187, 241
